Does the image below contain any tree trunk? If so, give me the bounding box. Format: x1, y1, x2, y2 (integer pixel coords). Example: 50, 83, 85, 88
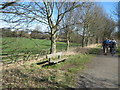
66, 26, 70, 51
82, 26, 85, 47
81, 35, 85, 47
50, 29, 56, 54
87, 37, 90, 46
66, 36, 70, 51
87, 30, 91, 46
96, 36, 99, 44
97, 38, 100, 44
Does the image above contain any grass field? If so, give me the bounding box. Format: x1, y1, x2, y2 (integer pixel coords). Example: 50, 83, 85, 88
2, 37, 79, 55
1, 37, 80, 64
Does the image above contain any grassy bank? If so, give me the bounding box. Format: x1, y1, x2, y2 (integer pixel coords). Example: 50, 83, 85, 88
116, 46, 120, 55
2, 54, 92, 88
88, 48, 100, 54
2, 37, 79, 55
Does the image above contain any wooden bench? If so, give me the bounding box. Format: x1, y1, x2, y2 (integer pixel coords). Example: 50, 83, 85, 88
46, 52, 67, 64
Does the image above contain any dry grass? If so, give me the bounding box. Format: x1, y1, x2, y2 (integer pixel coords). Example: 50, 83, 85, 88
2, 65, 71, 88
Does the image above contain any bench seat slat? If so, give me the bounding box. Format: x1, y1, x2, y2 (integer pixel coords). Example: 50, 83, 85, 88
49, 57, 68, 64
50, 59, 65, 64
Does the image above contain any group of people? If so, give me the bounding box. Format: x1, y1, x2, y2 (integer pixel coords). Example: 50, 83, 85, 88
102, 38, 117, 55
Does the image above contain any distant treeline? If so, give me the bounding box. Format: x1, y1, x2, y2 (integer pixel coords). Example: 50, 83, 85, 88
0, 28, 84, 43
0, 28, 50, 40
1, 27, 118, 46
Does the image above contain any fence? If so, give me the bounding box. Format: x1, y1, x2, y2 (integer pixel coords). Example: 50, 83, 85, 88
1, 49, 50, 65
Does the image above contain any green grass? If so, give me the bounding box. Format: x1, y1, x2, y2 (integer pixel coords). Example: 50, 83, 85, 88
44, 54, 92, 71
1, 37, 80, 64
116, 46, 120, 55
2, 37, 51, 54
2, 54, 93, 88
42, 54, 92, 87
88, 47, 100, 54
1, 37, 95, 88
2, 37, 79, 55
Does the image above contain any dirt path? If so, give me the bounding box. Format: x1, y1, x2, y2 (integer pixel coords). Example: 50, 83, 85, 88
76, 51, 119, 88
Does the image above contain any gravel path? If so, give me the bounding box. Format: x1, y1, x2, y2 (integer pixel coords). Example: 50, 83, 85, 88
76, 52, 119, 88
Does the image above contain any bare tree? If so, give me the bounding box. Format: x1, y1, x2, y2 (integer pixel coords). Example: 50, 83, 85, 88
74, 2, 94, 47
113, 2, 120, 40
0, 0, 20, 9
73, 3, 115, 46
61, 10, 75, 51
0, 1, 85, 54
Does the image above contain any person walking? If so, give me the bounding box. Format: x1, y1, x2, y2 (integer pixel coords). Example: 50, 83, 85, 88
110, 38, 117, 55
102, 38, 110, 55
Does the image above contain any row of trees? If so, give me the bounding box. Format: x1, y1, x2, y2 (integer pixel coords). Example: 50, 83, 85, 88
1, 27, 83, 44
59, 3, 116, 49
0, 1, 116, 53
0, 28, 50, 39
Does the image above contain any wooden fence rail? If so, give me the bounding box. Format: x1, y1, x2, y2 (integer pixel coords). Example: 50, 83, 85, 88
0, 49, 50, 65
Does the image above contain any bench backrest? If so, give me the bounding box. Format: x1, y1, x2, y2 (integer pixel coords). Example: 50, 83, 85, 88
46, 52, 62, 59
